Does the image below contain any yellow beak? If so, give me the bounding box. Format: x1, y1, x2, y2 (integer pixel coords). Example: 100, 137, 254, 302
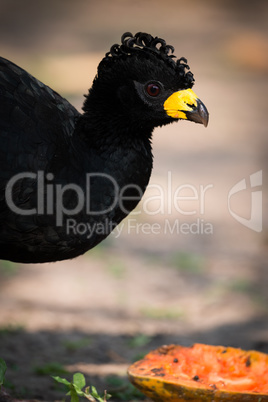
164, 88, 209, 127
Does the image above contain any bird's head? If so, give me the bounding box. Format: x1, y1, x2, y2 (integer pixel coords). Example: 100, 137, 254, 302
84, 32, 208, 133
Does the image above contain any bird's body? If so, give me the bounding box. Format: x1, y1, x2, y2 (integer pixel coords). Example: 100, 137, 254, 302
0, 32, 208, 263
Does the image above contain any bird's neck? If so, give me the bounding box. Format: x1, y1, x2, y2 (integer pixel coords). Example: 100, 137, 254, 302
74, 112, 153, 169
71, 111, 154, 214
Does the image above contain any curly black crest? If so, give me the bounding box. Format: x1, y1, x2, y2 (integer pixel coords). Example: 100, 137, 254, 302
103, 32, 194, 87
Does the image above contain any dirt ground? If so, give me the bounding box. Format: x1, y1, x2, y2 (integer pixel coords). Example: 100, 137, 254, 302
0, 0, 268, 401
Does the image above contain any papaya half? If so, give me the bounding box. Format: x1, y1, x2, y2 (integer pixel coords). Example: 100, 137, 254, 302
128, 343, 268, 401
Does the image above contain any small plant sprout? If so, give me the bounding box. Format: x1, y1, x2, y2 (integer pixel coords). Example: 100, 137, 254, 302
52, 372, 111, 402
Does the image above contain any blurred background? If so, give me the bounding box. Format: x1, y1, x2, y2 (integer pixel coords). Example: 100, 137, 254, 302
0, 0, 267, 400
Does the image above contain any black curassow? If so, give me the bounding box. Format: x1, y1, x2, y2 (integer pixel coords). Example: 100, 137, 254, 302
0, 32, 208, 263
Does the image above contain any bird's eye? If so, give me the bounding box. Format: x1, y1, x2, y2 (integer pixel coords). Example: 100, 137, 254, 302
146, 83, 161, 97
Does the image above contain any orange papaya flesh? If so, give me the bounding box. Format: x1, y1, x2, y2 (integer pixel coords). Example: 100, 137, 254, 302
128, 343, 268, 402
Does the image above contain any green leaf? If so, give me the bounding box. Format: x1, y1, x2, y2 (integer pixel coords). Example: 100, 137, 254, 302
52, 375, 71, 387
0, 358, 7, 388
73, 372, 86, 390
90, 386, 99, 397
